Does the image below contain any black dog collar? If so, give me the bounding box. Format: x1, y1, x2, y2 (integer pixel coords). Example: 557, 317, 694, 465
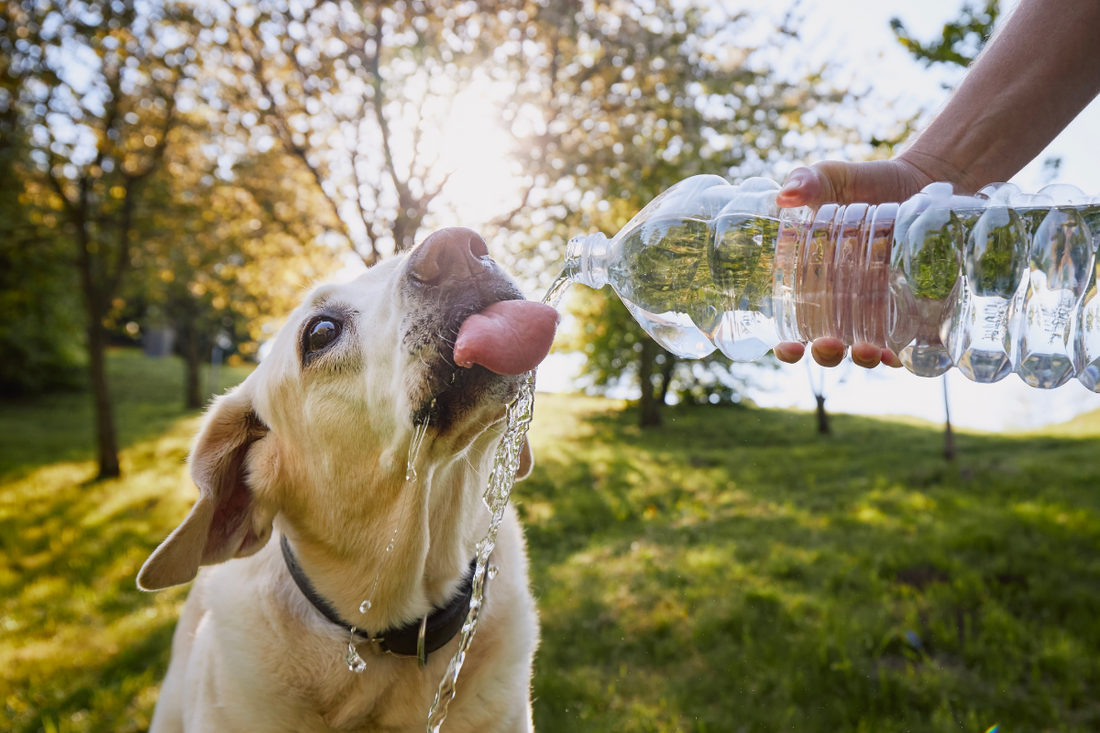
280, 534, 479, 668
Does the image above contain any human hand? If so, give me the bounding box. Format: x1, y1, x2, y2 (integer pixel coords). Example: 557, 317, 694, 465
771, 157, 941, 369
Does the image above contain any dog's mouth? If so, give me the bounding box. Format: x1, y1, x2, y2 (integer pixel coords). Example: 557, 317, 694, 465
404, 269, 557, 433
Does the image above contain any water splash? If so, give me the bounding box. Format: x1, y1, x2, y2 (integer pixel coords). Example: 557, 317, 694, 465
346, 627, 367, 673
425, 274, 572, 732
357, 419, 432, 621
406, 418, 430, 481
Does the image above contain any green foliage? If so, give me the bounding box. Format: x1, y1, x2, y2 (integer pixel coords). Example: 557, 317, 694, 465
966, 208, 1027, 297
0, 136, 84, 396
891, 1, 1001, 68
899, 210, 964, 300
4, 355, 1100, 730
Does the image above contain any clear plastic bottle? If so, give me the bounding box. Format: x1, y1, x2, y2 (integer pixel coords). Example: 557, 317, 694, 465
564, 175, 1100, 391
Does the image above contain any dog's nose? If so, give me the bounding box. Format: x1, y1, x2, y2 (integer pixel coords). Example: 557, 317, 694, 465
407, 227, 491, 285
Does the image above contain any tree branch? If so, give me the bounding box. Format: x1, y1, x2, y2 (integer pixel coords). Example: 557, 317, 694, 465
234, 16, 352, 250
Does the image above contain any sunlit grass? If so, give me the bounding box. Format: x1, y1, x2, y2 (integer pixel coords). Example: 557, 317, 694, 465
2, 352, 1099, 731
521, 397, 1100, 732
1, 351, 251, 732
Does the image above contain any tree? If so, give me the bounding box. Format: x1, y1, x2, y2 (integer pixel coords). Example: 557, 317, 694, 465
809, 363, 830, 436
0, 89, 84, 396
219, 0, 513, 265
489, 1, 869, 426
132, 119, 335, 408
891, 1, 1000, 70
4, 0, 197, 477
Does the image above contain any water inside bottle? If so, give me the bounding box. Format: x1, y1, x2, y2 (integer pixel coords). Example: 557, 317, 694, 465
610, 214, 785, 361
610, 215, 719, 358
711, 214, 780, 361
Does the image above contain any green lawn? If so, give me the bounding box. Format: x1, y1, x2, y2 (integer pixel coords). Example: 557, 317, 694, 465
3, 351, 1099, 732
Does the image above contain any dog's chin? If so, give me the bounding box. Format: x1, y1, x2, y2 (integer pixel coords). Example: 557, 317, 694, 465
413, 363, 522, 436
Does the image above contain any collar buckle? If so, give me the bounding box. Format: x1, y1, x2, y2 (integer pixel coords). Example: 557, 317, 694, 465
417, 616, 429, 668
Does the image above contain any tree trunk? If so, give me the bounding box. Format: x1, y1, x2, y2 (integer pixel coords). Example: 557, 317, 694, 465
943, 377, 956, 461
639, 338, 661, 428
85, 313, 121, 479
815, 393, 830, 435
657, 355, 675, 405
76, 215, 121, 479
182, 313, 203, 410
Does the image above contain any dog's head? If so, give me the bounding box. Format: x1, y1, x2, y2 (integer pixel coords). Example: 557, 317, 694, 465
137, 228, 557, 591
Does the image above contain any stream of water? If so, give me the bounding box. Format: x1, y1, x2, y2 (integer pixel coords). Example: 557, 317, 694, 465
424, 274, 573, 732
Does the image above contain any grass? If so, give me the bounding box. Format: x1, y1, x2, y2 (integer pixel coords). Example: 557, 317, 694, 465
2, 350, 1099, 732
0, 350, 253, 733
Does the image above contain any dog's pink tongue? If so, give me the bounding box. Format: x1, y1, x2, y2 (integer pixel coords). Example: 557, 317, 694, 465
454, 301, 559, 375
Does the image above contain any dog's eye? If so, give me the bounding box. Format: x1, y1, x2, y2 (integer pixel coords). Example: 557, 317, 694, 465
307, 319, 341, 353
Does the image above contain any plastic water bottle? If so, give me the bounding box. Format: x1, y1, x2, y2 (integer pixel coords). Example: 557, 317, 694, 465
564, 175, 1100, 391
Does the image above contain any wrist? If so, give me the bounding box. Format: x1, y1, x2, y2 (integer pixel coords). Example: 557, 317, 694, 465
897, 147, 985, 195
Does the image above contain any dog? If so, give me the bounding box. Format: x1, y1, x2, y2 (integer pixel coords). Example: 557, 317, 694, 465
137, 228, 559, 732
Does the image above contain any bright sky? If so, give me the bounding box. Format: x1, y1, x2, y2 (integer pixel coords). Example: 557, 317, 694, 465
531, 0, 1100, 431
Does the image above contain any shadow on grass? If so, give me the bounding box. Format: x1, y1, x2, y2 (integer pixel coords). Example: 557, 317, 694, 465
0, 408, 197, 731
521, 396, 1100, 732
0, 348, 253, 481
4, 364, 1100, 732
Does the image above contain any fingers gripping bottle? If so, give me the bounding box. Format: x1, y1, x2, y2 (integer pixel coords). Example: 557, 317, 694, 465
564, 175, 1100, 391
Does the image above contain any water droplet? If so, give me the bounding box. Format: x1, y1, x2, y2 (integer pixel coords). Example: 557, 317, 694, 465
359, 600, 371, 613
487, 565, 499, 580
385, 544, 393, 552
346, 630, 367, 673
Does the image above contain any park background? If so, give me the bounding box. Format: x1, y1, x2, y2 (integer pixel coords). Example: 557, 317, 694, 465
3, 0, 1100, 731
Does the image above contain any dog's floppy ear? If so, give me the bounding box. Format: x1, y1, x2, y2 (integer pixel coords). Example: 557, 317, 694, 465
138, 387, 276, 591
516, 436, 534, 481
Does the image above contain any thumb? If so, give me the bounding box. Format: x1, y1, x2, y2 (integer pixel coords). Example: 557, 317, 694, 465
777, 159, 932, 209
777, 161, 860, 208
776, 166, 831, 209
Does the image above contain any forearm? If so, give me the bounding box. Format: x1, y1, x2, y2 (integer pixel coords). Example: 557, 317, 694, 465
902, 0, 1100, 191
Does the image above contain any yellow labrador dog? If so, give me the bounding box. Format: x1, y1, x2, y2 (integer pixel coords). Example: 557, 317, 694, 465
138, 228, 559, 732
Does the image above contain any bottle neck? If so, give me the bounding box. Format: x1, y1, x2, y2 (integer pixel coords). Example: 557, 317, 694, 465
565, 232, 610, 289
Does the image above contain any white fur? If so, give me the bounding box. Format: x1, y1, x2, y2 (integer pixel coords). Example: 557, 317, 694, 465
141, 253, 539, 732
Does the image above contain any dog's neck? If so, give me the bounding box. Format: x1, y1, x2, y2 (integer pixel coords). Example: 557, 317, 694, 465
274, 439, 490, 634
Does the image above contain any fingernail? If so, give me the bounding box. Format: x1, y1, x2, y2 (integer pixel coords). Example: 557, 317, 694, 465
779, 170, 809, 194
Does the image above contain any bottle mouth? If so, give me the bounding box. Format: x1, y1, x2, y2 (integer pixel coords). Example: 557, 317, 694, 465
565, 232, 610, 289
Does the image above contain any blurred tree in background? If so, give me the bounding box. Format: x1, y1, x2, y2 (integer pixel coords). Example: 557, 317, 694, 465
487, 1, 881, 425
0, 94, 85, 396
219, 0, 515, 263
0, 0, 923, 460
2, 0, 197, 477
133, 120, 333, 408
892, 0, 999, 69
